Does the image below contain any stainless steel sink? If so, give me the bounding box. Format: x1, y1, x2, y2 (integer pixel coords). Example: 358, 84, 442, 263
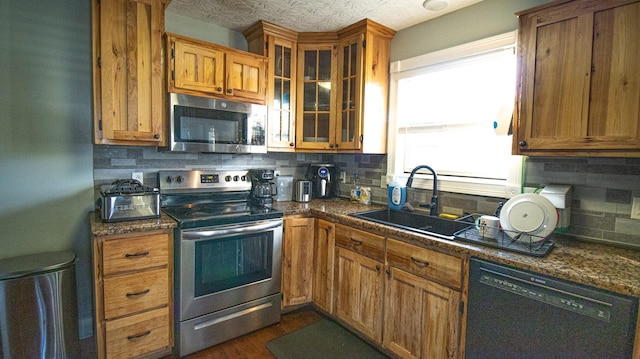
350, 208, 470, 240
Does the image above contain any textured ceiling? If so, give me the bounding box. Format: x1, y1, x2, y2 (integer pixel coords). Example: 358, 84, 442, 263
167, 0, 484, 33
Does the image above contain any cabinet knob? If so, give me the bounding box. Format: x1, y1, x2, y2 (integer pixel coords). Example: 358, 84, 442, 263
227, 89, 233, 94
518, 140, 528, 147
289, 142, 294, 147
153, 134, 160, 139
376, 265, 381, 272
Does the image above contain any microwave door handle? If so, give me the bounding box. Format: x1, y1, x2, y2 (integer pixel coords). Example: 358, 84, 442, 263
182, 220, 282, 241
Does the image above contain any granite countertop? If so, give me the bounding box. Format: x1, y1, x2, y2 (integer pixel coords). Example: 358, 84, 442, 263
274, 198, 640, 298
89, 199, 640, 298
89, 211, 177, 237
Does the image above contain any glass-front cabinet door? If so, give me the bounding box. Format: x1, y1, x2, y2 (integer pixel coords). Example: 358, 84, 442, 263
268, 38, 296, 150
296, 44, 336, 150
336, 34, 364, 150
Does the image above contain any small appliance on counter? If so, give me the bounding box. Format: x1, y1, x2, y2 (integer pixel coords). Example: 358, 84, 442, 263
306, 163, 338, 199
249, 169, 277, 208
100, 179, 160, 222
274, 176, 294, 201
293, 180, 312, 202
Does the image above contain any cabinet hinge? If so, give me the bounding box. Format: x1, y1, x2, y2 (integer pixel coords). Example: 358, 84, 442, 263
171, 48, 174, 59
359, 135, 363, 143
171, 70, 175, 81
97, 57, 101, 68
98, 120, 102, 131
459, 301, 464, 314
362, 40, 366, 48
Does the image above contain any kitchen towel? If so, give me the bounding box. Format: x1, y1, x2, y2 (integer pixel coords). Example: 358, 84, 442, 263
266, 318, 388, 359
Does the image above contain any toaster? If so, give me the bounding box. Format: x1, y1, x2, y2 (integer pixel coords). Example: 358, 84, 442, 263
100, 179, 160, 222
293, 180, 312, 203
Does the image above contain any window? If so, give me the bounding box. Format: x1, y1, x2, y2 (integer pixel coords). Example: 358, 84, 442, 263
387, 32, 522, 198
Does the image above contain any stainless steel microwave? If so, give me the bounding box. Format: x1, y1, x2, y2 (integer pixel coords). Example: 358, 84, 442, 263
167, 93, 267, 153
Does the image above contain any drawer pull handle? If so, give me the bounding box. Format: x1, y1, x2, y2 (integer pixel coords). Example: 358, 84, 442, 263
126, 289, 150, 298
125, 251, 149, 258
127, 330, 151, 340
411, 256, 430, 267
350, 238, 363, 245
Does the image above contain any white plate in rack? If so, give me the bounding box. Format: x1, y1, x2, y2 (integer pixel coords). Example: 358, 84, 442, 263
499, 193, 558, 242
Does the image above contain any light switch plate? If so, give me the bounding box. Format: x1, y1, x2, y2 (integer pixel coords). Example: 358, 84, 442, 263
631, 197, 640, 220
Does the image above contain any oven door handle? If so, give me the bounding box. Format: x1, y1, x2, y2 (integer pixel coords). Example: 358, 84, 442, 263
181, 220, 282, 240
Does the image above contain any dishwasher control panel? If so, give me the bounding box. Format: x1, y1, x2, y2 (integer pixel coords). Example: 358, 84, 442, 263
480, 270, 612, 322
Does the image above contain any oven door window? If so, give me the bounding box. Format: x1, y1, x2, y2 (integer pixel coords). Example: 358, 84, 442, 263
175, 105, 247, 144
194, 231, 273, 297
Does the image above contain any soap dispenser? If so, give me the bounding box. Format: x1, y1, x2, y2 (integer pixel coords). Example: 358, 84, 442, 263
388, 178, 407, 210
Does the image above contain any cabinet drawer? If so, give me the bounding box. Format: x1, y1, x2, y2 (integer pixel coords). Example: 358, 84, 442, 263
105, 307, 170, 359
102, 233, 169, 276
335, 224, 384, 261
103, 268, 168, 319
386, 238, 462, 289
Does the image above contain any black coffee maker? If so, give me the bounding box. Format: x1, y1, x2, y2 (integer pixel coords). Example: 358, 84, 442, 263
249, 169, 277, 208
306, 164, 338, 199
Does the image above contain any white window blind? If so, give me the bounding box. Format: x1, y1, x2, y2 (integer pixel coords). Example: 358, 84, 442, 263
388, 32, 522, 198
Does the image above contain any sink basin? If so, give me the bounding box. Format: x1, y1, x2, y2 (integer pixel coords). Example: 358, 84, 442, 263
350, 208, 470, 240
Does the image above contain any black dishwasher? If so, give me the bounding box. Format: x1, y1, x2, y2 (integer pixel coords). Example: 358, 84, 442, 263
465, 258, 638, 359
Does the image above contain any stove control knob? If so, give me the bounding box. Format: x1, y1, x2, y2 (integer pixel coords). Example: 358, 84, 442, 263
225, 175, 232, 182
166, 176, 174, 184
233, 175, 240, 181
176, 175, 184, 184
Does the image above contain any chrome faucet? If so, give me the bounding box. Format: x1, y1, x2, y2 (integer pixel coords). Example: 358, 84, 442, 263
406, 165, 439, 216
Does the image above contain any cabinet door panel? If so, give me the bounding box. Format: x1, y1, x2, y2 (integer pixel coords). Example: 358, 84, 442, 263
173, 40, 224, 94
588, 2, 640, 143
226, 52, 267, 102
383, 267, 461, 359
335, 248, 383, 342
282, 218, 314, 307
313, 220, 335, 312
97, 0, 165, 144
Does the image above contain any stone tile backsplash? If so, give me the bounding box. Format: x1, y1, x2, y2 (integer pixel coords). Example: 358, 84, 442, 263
93, 146, 640, 249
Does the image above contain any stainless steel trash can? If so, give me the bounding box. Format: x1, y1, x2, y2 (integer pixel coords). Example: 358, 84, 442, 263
0, 250, 80, 359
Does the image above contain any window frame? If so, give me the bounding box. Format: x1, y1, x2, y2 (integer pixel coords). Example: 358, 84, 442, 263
386, 31, 522, 199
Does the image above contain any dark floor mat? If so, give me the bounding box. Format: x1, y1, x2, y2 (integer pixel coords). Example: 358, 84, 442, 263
266, 318, 389, 359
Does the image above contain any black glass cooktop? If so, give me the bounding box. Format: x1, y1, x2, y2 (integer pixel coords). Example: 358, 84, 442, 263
162, 202, 282, 229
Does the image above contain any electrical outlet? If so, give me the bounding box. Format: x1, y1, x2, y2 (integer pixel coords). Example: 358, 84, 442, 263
131, 172, 144, 185
274, 170, 281, 177
381, 175, 388, 188
340, 171, 347, 183
631, 197, 640, 220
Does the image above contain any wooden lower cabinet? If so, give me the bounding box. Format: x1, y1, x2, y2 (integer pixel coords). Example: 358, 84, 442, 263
333, 224, 385, 342
93, 229, 174, 359
383, 238, 463, 359
282, 217, 315, 308
313, 219, 335, 313
335, 247, 384, 342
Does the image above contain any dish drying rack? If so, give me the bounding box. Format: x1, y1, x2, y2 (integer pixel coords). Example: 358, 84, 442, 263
454, 213, 554, 257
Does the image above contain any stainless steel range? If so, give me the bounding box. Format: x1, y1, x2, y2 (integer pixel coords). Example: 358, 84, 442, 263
159, 170, 283, 357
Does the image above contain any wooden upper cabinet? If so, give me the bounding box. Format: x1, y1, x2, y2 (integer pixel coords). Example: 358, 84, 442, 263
514, 0, 640, 156
244, 19, 394, 153
336, 20, 394, 153
167, 33, 267, 104
92, 0, 168, 146
244, 21, 298, 151
171, 37, 225, 95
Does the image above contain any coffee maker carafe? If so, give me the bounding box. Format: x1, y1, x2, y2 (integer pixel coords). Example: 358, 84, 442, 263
307, 164, 337, 199
249, 169, 277, 208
